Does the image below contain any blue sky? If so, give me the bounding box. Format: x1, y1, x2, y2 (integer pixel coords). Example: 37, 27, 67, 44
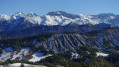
0, 0, 119, 15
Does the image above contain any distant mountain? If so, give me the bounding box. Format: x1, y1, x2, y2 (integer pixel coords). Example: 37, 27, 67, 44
0, 11, 119, 32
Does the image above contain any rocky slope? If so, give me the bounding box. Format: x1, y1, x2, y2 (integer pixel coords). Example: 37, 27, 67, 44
40, 28, 119, 53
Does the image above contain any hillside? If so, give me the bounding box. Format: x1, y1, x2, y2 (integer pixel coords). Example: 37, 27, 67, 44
0, 27, 119, 67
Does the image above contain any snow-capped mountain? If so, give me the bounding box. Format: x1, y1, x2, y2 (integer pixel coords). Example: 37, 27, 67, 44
0, 11, 119, 31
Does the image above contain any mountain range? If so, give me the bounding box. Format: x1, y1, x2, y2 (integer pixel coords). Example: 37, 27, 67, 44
0, 11, 119, 32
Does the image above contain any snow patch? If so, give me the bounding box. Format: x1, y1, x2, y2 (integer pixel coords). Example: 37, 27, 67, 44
96, 52, 109, 57
9, 63, 29, 67
8, 63, 47, 67
71, 52, 79, 59
29, 52, 52, 62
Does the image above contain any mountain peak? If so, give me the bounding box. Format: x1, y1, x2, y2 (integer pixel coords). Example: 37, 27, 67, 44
13, 12, 25, 16
47, 11, 80, 19
47, 11, 67, 16
15, 12, 24, 15
27, 12, 38, 17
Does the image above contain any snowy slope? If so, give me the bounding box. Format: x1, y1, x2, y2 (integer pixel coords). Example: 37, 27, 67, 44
0, 51, 11, 62
11, 48, 30, 60
0, 47, 52, 62
0, 47, 30, 62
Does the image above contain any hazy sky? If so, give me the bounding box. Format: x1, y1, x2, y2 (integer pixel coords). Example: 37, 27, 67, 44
0, 0, 119, 15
